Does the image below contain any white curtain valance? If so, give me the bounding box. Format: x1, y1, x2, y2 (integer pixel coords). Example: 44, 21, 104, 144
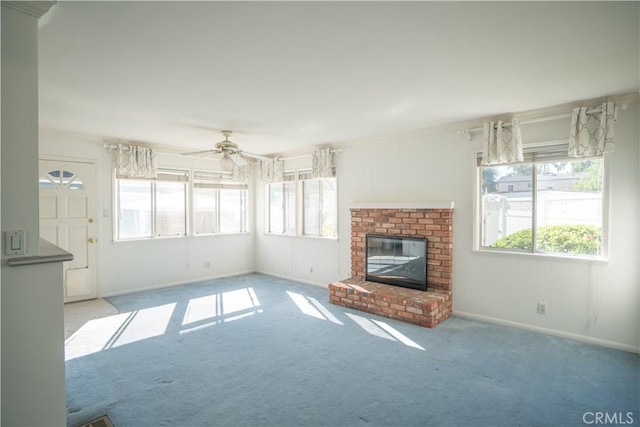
568, 102, 616, 157
260, 159, 284, 183
115, 144, 157, 179
312, 148, 336, 178
481, 119, 523, 166
231, 164, 250, 184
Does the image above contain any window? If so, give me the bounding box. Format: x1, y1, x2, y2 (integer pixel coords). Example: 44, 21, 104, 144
116, 170, 187, 240
115, 168, 249, 240
156, 180, 187, 237
302, 175, 337, 237
478, 144, 606, 257
193, 186, 217, 235
219, 189, 247, 233
39, 169, 84, 190
267, 173, 296, 234
117, 179, 153, 239
192, 172, 248, 235
267, 170, 337, 238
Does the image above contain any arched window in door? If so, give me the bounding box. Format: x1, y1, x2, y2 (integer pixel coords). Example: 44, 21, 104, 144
39, 169, 85, 190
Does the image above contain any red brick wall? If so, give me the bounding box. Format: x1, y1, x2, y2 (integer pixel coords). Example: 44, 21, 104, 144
350, 208, 453, 294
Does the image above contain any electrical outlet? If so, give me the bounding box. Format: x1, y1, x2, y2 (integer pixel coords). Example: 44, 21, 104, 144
204, 261, 211, 268
537, 302, 547, 315
309, 267, 314, 273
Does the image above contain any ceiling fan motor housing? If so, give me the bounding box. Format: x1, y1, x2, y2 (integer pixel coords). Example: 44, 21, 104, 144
215, 141, 240, 152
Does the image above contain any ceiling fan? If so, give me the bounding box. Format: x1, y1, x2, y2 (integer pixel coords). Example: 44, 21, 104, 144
182, 130, 271, 171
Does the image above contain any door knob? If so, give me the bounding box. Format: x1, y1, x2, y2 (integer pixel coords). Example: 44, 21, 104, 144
88, 218, 95, 223
88, 238, 96, 243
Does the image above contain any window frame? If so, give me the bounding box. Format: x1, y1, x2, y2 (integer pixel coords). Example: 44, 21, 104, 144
192, 171, 249, 236
266, 169, 338, 239
154, 176, 188, 238
114, 169, 189, 241
115, 178, 154, 240
474, 142, 610, 261
266, 172, 297, 235
114, 168, 250, 241
300, 174, 337, 238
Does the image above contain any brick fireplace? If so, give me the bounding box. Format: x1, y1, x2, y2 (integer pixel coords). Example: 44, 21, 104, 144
329, 202, 454, 328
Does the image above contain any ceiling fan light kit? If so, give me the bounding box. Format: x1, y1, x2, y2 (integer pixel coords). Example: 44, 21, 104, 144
219, 153, 234, 172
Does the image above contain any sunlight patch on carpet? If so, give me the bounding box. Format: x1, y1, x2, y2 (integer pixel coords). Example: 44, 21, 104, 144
179, 287, 263, 334
287, 291, 326, 320
346, 313, 425, 350
287, 291, 344, 324
65, 303, 176, 361
285, 291, 343, 325
308, 296, 344, 324
183, 287, 261, 325
372, 319, 426, 350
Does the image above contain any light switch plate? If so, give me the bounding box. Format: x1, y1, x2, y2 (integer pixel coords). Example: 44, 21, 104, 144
5, 230, 26, 255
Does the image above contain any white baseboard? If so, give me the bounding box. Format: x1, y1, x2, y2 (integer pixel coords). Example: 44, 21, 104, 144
454, 310, 639, 354
102, 270, 257, 298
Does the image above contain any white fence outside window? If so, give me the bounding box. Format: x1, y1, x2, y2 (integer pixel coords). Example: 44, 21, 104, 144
482, 191, 602, 246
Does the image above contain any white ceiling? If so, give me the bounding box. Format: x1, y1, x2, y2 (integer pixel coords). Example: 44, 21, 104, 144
38, 1, 639, 156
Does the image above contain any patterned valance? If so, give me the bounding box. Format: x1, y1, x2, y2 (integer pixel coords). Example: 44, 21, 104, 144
260, 158, 284, 183
115, 145, 157, 179
481, 119, 523, 166
312, 148, 336, 178
568, 102, 616, 157
231, 164, 251, 184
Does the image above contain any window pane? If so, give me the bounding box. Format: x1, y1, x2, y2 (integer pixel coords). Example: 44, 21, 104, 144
220, 189, 246, 233
284, 181, 296, 234
118, 180, 152, 239
303, 180, 321, 235
194, 187, 217, 235
40, 170, 84, 190
269, 182, 295, 234
269, 183, 284, 233
321, 178, 337, 237
481, 164, 533, 249
535, 159, 602, 255
156, 181, 186, 237
303, 178, 337, 237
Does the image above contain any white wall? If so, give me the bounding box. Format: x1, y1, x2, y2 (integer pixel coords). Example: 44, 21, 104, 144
2, 6, 40, 256
256, 105, 639, 352
2, 4, 67, 425
40, 130, 255, 297
2, 262, 67, 425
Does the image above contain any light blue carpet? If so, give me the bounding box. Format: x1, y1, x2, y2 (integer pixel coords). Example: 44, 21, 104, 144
65, 274, 639, 427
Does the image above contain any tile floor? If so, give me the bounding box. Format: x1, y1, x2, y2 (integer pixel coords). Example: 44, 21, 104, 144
64, 298, 119, 340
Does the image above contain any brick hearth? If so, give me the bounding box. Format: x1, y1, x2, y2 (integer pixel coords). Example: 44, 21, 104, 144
329, 205, 453, 328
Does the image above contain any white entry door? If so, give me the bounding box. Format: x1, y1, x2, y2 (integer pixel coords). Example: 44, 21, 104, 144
39, 160, 98, 303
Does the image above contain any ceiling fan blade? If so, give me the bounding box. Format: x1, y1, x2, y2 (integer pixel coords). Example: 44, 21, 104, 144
182, 149, 222, 156
239, 150, 272, 161
193, 152, 223, 161
228, 152, 248, 167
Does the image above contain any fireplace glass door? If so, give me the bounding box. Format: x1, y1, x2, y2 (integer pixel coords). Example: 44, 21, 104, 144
365, 234, 427, 291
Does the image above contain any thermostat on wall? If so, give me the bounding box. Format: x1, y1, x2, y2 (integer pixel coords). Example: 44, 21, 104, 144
5, 230, 26, 255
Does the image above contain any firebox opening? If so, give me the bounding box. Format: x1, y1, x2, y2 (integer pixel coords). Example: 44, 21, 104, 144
365, 234, 427, 291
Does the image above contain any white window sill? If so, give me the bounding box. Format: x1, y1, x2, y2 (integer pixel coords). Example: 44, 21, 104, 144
193, 232, 251, 237
113, 235, 186, 243
473, 248, 609, 264
113, 232, 250, 243
263, 233, 338, 241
